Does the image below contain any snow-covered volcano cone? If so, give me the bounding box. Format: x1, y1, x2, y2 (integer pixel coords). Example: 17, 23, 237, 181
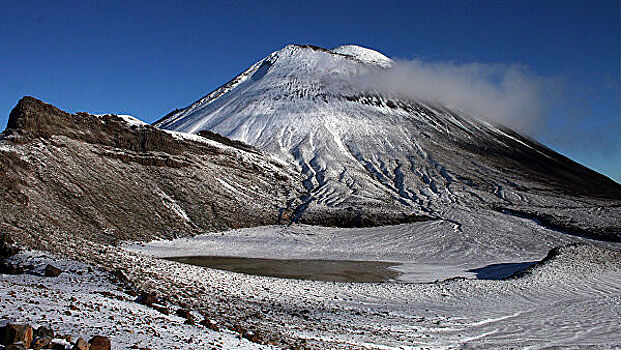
156, 44, 621, 235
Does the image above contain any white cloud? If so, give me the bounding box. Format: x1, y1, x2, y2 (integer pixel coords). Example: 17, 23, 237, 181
350, 59, 558, 133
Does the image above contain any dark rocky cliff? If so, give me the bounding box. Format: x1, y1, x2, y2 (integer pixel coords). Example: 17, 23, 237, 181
0, 97, 303, 246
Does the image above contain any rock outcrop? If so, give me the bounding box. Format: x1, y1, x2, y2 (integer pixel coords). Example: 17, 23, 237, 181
0, 97, 303, 248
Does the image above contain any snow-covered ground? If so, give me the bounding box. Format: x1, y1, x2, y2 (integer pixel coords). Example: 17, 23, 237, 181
119, 208, 621, 348
126, 207, 620, 283
126, 236, 621, 349
0, 251, 272, 350
3, 226, 621, 349
3, 45, 620, 349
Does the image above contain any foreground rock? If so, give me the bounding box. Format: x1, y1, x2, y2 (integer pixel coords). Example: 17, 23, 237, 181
88, 335, 111, 350
0, 320, 113, 350
176, 309, 195, 325
135, 292, 157, 306
0, 323, 33, 348
72, 338, 88, 350
0, 263, 24, 275
0, 251, 274, 349
30, 336, 52, 350
33, 326, 54, 339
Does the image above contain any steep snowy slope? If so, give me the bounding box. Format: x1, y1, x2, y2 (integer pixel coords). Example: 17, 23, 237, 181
156, 44, 621, 239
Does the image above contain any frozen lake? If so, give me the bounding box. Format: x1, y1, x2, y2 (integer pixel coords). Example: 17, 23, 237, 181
167, 256, 400, 283
167, 256, 538, 283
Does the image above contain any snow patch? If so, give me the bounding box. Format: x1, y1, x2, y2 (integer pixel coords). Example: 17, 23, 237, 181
154, 188, 190, 222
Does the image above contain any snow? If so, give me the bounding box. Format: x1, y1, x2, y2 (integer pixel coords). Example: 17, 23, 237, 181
154, 188, 190, 222
164, 129, 224, 147
215, 177, 251, 199
122, 233, 621, 348
0, 251, 272, 350
126, 207, 621, 283
4, 43, 619, 349
154, 43, 602, 220
4, 221, 620, 349
116, 114, 147, 127
332, 45, 393, 68
93, 114, 147, 127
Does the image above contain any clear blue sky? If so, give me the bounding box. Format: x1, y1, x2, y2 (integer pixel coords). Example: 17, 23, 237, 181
1, 1, 619, 182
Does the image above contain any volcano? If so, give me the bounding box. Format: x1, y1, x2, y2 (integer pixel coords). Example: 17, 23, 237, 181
156, 44, 621, 239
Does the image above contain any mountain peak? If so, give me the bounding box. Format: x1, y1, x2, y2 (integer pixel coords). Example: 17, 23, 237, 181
331, 45, 393, 67
267, 44, 392, 68
6, 96, 64, 134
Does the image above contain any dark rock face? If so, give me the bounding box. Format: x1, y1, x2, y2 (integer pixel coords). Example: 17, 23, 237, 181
297, 206, 432, 228
0, 97, 303, 247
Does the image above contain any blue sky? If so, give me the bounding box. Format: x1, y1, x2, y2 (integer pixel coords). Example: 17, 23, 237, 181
0, 1, 619, 181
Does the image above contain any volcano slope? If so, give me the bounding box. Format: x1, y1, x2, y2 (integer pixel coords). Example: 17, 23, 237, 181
157, 44, 621, 240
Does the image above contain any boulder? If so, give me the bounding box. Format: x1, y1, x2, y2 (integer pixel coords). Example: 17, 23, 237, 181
72, 337, 89, 350
152, 304, 169, 315
31, 336, 52, 350
112, 269, 129, 283
88, 336, 110, 350
44, 264, 63, 277
243, 330, 262, 343
175, 309, 192, 318
34, 326, 54, 339
199, 319, 219, 331
135, 292, 157, 306
176, 309, 195, 324
0, 323, 33, 348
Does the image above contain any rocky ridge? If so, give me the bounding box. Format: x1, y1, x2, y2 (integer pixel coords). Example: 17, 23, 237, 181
0, 97, 303, 246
